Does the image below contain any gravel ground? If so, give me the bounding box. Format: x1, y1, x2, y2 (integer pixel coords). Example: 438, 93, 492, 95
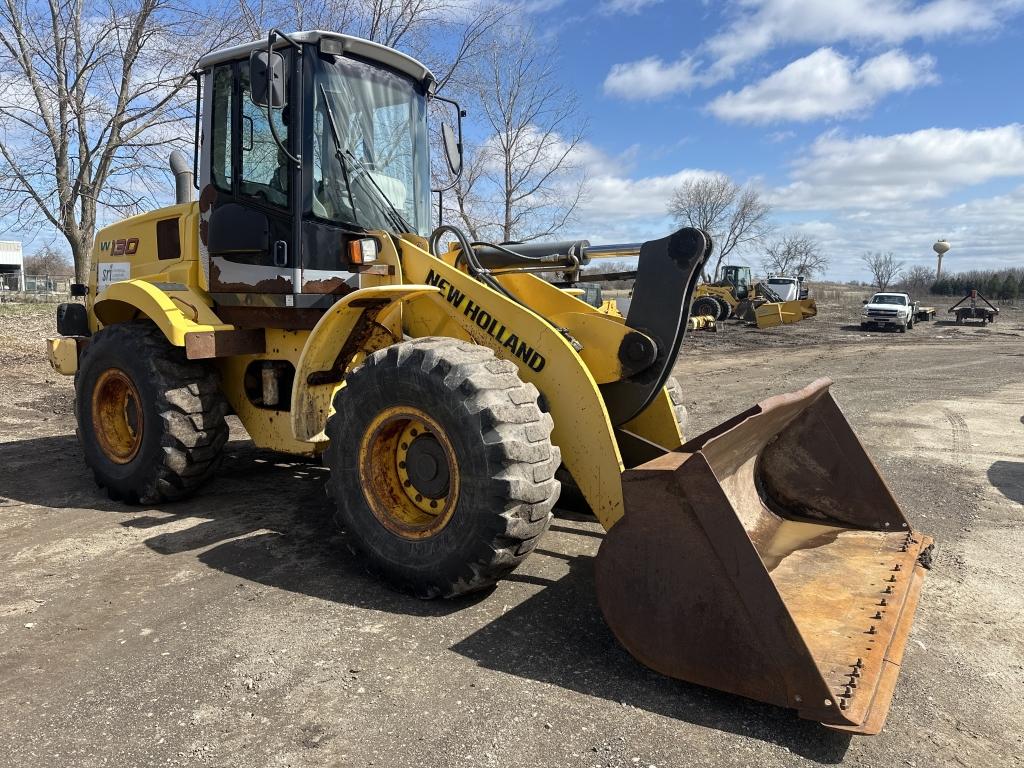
1, 299, 1022, 768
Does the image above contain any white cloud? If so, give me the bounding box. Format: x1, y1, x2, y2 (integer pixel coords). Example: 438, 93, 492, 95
603, 55, 702, 100
603, 0, 1023, 101
708, 48, 937, 123
598, 0, 662, 14
774, 124, 1024, 210
706, 0, 1007, 78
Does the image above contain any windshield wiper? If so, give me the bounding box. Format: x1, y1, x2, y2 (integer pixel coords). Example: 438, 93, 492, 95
342, 149, 413, 234
318, 83, 412, 234
318, 84, 360, 227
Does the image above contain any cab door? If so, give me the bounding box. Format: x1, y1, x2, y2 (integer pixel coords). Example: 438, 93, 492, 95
202, 57, 297, 296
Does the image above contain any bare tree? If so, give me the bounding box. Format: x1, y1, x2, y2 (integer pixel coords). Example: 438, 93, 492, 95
0, 0, 224, 282
762, 234, 829, 278
441, 30, 587, 242
862, 251, 904, 291
898, 264, 935, 298
668, 174, 772, 281
24, 245, 73, 275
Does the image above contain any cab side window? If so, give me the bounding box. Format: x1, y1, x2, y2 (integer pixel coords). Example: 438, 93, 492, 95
210, 65, 233, 191
239, 60, 290, 208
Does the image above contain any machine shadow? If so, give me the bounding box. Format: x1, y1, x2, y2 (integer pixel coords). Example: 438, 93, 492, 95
988, 460, 1024, 505
452, 551, 852, 763
0, 433, 116, 510
0, 432, 485, 620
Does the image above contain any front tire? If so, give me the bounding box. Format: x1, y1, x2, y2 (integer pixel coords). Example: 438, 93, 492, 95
324, 338, 560, 599
75, 323, 228, 504
714, 297, 732, 320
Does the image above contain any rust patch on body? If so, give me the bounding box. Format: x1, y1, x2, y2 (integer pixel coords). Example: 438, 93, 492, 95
210, 261, 292, 294
198, 184, 217, 213
302, 276, 355, 295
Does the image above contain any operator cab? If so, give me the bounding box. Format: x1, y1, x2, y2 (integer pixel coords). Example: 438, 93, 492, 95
720, 265, 751, 299
195, 31, 460, 326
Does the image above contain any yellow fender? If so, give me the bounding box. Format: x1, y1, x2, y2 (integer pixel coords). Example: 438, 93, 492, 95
93, 279, 230, 345
291, 284, 441, 442
398, 236, 627, 529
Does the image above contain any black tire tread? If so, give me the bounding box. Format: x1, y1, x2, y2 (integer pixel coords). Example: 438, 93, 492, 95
75, 323, 228, 504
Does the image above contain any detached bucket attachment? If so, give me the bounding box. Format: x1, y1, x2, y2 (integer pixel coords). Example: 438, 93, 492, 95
595, 379, 932, 734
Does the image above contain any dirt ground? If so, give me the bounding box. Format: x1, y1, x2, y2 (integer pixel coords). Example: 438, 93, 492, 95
1, 297, 1022, 768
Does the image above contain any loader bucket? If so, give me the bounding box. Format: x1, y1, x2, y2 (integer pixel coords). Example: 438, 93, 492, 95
797, 297, 818, 318
595, 378, 932, 734
753, 301, 784, 327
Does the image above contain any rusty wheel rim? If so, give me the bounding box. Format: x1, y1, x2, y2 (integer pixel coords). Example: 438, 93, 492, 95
358, 406, 460, 540
91, 368, 144, 464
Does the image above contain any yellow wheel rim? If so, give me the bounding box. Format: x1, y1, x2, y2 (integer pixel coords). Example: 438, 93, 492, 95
358, 405, 460, 539
91, 368, 144, 464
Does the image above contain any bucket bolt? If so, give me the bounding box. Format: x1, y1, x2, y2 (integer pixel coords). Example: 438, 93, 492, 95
879, 598, 888, 606
884, 586, 894, 594
867, 625, 877, 634
887, 575, 897, 582
894, 564, 902, 571
873, 611, 883, 620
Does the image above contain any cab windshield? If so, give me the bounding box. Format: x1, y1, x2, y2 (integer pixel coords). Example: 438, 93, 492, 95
872, 294, 907, 305
310, 54, 431, 235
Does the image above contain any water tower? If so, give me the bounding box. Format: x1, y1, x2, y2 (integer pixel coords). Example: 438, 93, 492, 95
933, 239, 950, 281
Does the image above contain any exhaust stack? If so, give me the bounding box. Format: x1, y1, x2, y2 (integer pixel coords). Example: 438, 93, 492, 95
169, 150, 193, 204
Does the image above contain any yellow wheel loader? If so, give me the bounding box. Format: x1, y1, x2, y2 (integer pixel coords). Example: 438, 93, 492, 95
693, 264, 817, 328
46, 30, 931, 733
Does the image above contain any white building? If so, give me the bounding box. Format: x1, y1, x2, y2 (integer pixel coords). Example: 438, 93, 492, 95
0, 241, 24, 291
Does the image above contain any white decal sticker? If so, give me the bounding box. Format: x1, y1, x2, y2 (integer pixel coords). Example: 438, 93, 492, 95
97, 262, 131, 291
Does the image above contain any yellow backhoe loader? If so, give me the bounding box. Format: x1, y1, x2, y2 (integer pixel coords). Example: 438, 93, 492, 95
46, 30, 931, 734
692, 264, 817, 328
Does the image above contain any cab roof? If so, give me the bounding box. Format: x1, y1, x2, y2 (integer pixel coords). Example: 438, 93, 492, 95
196, 30, 435, 92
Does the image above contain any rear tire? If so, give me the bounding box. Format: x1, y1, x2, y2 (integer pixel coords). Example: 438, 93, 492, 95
75, 323, 228, 504
324, 337, 560, 599
691, 296, 720, 320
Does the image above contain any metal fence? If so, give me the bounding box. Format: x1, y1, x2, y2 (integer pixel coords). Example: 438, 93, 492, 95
0, 273, 74, 302
0, 273, 71, 292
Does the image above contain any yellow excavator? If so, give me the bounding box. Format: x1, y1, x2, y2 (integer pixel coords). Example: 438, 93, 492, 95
45, 30, 931, 734
693, 264, 817, 328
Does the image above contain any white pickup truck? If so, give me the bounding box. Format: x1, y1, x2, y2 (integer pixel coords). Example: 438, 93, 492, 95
861, 292, 918, 332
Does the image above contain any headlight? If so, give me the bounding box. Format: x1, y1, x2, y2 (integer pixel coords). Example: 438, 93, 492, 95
348, 237, 379, 264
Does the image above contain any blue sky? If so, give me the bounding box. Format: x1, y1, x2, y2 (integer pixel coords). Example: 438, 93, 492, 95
528, 0, 1024, 280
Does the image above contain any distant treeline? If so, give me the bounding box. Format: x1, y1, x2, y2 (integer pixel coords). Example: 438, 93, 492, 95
930, 267, 1024, 300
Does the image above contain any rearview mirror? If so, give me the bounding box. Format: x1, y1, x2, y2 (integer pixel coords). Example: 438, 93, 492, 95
442, 122, 462, 176
862, 299, 868, 305
249, 50, 287, 108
